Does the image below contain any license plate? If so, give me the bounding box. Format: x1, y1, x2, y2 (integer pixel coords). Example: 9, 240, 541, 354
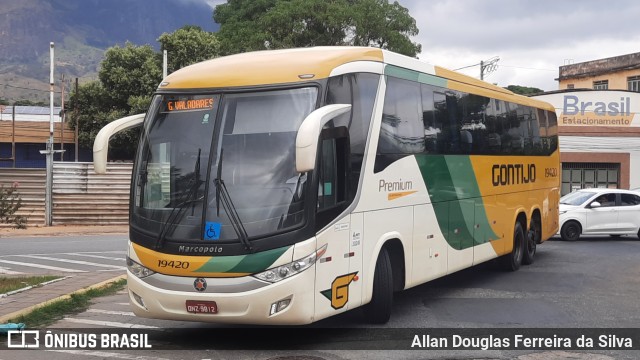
186, 300, 218, 314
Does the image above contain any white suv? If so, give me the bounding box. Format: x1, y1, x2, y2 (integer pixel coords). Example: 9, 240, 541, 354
559, 189, 640, 241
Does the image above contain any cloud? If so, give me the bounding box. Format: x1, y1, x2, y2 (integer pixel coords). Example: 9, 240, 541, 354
399, 0, 640, 91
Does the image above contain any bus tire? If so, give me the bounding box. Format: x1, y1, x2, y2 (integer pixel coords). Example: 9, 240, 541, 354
501, 221, 524, 271
364, 247, 393, 324
523, 217, 540, 265
560, 221, 581, 241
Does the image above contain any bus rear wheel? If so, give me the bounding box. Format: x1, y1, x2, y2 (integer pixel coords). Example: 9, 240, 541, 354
523, 216, 540, 265
363, 247, 393, 324
500, 221, 524, 271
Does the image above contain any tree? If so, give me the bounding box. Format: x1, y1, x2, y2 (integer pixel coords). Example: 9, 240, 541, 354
99, 42, 163, 107
67, 81, 134, 159
506, 85, 544, 96
158, 25, 220, 74
67, 27, 222, 159
68, 43, 162, 159
214, 0, 421, 57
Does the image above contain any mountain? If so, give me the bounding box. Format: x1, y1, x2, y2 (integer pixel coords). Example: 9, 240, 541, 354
0, 0, 218, 103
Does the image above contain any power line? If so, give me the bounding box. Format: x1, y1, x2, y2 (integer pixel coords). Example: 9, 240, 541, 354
500, 64, 557, 72
0, 83, 63, 94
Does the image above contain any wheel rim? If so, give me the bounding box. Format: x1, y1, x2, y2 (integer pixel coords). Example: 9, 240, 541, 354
527, 233, 536, 254
515, 226, 524, 260
566, 224, 579, 240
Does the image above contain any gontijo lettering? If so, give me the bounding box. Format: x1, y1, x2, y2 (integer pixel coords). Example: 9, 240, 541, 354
492, 164, 536, 186
563, 95, 630, 116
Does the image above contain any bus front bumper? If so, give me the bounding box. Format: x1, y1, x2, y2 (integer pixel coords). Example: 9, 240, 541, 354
126, 267, 316, 325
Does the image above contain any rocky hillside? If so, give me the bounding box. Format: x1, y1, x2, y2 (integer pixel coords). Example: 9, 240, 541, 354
0, 0, 218, 103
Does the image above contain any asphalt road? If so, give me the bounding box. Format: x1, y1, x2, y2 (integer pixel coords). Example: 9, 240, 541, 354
1, 235, 639, 359
0, 235, 128, 275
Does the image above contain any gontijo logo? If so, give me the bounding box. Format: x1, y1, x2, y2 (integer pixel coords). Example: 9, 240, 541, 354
491, 164, 536, 186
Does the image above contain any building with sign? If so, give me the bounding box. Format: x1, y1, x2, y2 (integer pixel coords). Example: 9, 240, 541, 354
532, 52, 640, 195
533, 90, 640, 194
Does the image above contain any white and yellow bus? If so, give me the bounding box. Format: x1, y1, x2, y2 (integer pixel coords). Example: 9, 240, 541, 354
94, 47, 560, 325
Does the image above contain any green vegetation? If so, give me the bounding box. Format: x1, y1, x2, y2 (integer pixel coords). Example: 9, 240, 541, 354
68, 26, 220, 158
214, 0, 421, 57
0, 275, 61, 294
158, 25, 220, 74
7, 278, 126, 329
0, 183, 27, 229
506, 85, 545, 96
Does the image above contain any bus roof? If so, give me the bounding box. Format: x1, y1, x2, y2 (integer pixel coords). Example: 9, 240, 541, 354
160, 46, 384, 89
159, 46, 553, 111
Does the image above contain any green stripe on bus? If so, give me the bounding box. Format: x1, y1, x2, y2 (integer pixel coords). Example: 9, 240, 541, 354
415, 154, 498, 249
384, 65, 448, 87
195, 246, 290, 274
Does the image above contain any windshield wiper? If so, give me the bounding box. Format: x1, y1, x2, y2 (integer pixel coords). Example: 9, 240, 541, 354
214, 149, 252, 252
155, 149, 203, 249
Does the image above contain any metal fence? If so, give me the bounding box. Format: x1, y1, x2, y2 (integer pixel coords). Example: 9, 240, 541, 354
0, 162, 132, 228
0, 168, 46, 227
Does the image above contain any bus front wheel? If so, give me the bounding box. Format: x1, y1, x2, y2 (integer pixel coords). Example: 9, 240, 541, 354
501, 221, 524, 271
363, 247, 393, 324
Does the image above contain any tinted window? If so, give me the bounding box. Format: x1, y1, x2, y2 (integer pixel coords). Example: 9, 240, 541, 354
377, 76, 424, 155
620, 193, 640, 206
374, 75, 559, 171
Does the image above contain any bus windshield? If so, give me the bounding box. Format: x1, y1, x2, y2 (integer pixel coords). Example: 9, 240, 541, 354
131, 87, 318, 245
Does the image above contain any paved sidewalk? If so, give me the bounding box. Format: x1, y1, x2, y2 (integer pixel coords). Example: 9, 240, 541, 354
0, 224, 129, 238
0, 272, 126, 325
0, 225, 129, 325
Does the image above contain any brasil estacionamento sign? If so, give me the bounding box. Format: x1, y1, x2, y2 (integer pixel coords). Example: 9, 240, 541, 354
533, 90, 640, 127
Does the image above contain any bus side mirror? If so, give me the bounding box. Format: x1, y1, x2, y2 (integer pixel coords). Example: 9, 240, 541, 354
93, 113, 145, 174
295, 104, 351, 173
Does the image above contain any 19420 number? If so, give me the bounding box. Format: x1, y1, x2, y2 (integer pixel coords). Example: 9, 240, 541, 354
157, 260, 190, 269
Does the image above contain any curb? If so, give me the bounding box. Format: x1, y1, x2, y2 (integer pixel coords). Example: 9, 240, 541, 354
0, 274, 127, 324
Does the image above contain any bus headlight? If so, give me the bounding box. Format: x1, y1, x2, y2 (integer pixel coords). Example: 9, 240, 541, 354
127, 257, 155, 279
253, 244, 327, 283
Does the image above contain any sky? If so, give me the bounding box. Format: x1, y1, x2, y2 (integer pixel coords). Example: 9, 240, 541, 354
401, 0, 640, 91
205, 0, 640, 92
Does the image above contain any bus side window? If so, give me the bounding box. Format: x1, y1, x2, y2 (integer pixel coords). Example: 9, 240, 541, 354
421, 84, 439, 154
432, 92, 448, 154
546, 110, 558, 153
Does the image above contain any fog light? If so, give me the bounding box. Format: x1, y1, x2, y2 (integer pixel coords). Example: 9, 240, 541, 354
269, 297, 292, 316
130, 290, 147, 310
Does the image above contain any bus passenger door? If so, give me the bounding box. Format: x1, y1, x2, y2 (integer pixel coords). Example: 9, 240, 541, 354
313, 135, 354, 320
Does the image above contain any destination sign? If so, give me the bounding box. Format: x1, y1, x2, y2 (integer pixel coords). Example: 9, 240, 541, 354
165, 98, 214, 112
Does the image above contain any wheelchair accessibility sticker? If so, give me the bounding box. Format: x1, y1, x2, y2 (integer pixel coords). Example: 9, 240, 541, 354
204, 222, 221, 240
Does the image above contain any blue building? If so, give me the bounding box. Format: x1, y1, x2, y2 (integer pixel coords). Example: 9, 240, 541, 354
0, 106, 92, 168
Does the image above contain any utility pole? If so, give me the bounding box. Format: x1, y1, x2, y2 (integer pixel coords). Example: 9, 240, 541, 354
74, 77, 79, 162
45, 42, 55, 226
60, 73, 65, 161
163, 50, 168, 79
40, 42, 65, 226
